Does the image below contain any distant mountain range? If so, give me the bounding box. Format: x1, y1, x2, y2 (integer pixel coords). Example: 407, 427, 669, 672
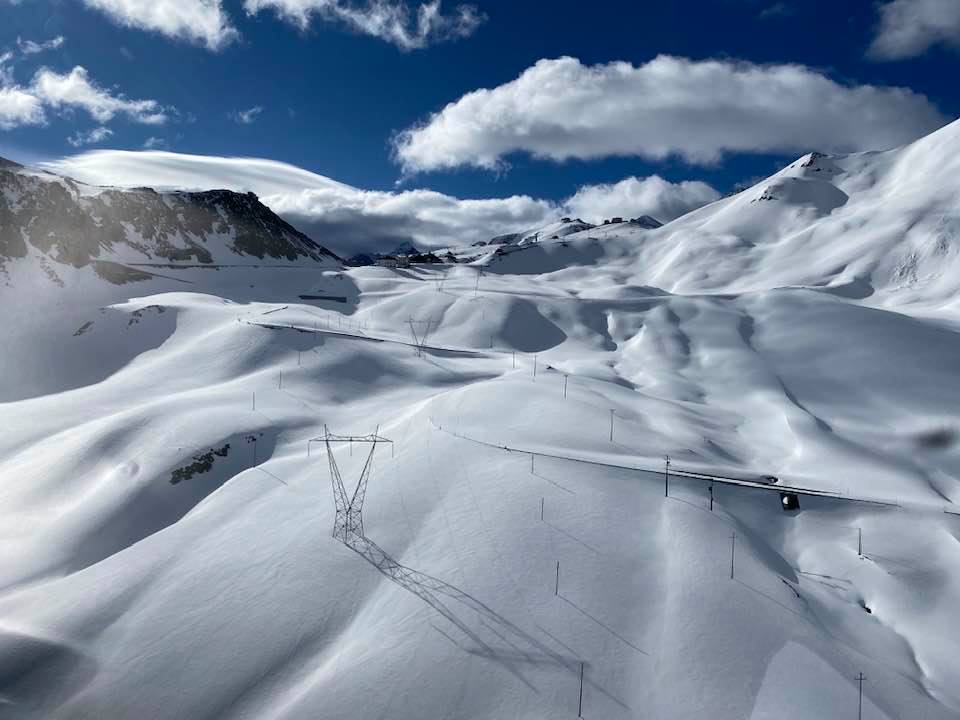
0, 158, 339, 285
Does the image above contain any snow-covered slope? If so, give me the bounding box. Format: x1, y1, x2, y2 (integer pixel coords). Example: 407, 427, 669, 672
528, 118, 960, 315
3, 121, 960, 720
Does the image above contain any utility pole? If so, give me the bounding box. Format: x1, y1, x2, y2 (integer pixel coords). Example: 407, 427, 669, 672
578, 662, 584, 718
664, 454, 671, 497
857, 673, 865, 720
730, 532, 736, 580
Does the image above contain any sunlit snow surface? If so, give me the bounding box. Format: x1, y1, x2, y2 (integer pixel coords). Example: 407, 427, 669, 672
4, 122, 960, 719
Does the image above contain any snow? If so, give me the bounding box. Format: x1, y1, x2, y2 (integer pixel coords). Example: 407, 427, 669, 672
4, 120, 960, 719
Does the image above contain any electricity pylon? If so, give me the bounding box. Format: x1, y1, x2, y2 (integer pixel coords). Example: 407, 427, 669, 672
318, 425, 392, 541
407, 318, 434, 357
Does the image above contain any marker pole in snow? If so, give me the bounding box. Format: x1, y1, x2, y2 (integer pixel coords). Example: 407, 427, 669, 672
555, 561, 560, 596
858, 528, 863, 557
709, 482, 714, 511
857, 673, 864, 719
298, 351, 301, 366
664, 454, 671, 497
578, 662, 584, 717
533, 355, 538, 378
609, 410, 615, 442
564, 374, 568, 398
512, 351, 516, 369
531, 453, 535, 474
540, 497, 544, 521
252, 391, 256, 411
730, 532, 737, 579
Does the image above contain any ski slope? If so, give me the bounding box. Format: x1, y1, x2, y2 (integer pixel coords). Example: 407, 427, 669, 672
4, 121, 960, 719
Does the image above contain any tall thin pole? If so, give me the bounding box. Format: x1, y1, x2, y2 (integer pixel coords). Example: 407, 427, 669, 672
531, 453, 534, 473
857, 673, 864, 720
252, 437, 257, 466
564, 375, 568, 398
540, 497, 544, 521
278, 369, 283, 389
578, 662, 584, 718
709, 482, 714, 511
534, 355, 538, 378
664, 454, 671, 497
609, 409, 614, 442
555, 561, 560, 596
512, 350, 516, 369
858, 528, 862, 557
730, 532, 736, 580
252, 391, 256, 411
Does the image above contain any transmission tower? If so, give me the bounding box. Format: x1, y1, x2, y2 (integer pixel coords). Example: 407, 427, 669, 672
407, 318, 434, 357
317, 425, 392, 542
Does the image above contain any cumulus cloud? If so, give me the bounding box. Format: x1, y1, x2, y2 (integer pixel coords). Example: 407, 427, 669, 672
0, 64, 170, 129
81, 0, 238, 51
231, 106, 264, 124
243, 0, 483, 50
564, 176, 720, 225
393, 55, 947, 173
42, 151, 723, 256
868, 0, 960, 60
0, 86, 45, 129
67, 126, 114, 147
31, 66, 168, 124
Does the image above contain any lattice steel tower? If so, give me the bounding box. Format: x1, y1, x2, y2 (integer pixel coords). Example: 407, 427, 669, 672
319, 425, 392, 541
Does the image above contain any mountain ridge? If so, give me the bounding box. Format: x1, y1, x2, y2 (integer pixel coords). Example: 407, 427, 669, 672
0, 159, 340, 285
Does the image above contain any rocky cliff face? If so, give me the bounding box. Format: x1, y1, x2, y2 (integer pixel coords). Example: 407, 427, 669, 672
0, 159, 339, 281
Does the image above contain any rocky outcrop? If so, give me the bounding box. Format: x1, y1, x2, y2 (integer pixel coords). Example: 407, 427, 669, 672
0, 159, 339, 278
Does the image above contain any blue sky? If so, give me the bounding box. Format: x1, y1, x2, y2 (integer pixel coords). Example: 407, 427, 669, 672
2, 0, 959, 253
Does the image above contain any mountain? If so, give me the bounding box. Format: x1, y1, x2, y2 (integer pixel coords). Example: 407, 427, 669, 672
628, 215, 662, 229
3, 122, 960, 720
0, 159, 339, 286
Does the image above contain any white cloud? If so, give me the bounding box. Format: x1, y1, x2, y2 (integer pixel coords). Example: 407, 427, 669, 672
41, 151, 723, 256
81, 0, 238, 51
67, 126, 114, 147
564, 176, 720, 225
231, 106, 264, 124
16, 36, 65, 56
41, 150, 552, 254
868, 0, 960, 60
143, 136, 167, 149
31, 66, 168, 124
0, 85, 45, 129
393, 55, 947, 173
243, 0, 483, 50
